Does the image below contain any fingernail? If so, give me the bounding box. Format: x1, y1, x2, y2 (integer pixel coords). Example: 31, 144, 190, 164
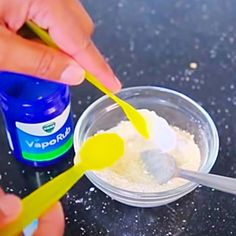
115, 76, 122, 87
102, 76, 122, 93
113, 76, 122, 92
60, 64, 85, 85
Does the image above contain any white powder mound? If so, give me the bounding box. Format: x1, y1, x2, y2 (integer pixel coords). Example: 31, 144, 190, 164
139, 109, 177, 152
94, 109, 201, 192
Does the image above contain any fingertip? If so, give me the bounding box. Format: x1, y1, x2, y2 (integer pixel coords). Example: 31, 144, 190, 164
99, 75, 122, 93
0, 194, 22, 226
33, 202, 64, 236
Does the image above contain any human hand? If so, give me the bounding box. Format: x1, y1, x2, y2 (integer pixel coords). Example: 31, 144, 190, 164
0, 188, 65, 236
0, 0, 121, 92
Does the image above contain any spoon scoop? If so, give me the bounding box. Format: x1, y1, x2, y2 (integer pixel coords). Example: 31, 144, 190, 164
141, 149, 236, 195
0, 133, 124, 236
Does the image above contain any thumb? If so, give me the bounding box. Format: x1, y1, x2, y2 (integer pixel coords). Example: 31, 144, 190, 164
0, 194, 22, 228
0, 26, 85, 85
33, 202, 64, 236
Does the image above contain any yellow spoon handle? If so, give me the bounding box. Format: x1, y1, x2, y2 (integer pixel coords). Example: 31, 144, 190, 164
0, 163, 87, 236
26, 21, 57, 48
25, 21, 149, 139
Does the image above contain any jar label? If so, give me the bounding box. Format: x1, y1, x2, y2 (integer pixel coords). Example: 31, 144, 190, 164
15, 104, 73, 162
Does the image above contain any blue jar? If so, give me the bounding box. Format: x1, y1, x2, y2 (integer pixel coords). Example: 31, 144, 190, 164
0, 71, 73, 167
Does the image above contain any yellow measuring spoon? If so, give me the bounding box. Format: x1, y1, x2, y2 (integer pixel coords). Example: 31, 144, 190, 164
25, 21, 149, 139
0, 133, 124, 236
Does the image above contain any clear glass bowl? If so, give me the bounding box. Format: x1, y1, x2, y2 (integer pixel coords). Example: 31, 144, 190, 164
73, 86, 219, 207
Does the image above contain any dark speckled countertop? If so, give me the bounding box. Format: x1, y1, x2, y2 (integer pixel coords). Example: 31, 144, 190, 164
1, 0, 236, 235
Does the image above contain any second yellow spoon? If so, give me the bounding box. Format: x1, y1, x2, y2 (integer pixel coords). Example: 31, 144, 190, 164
25, 21, 149, 139
0, 132, 124, 236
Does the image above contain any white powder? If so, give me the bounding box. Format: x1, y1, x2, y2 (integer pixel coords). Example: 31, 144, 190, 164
95, 109, 201, 192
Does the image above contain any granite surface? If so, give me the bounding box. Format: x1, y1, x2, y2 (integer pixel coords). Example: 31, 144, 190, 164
1, 0, 236, 235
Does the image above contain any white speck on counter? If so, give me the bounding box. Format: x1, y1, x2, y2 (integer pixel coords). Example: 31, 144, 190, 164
89, 187, 95, 192
94, 109, 201, 192
189, 62, 198, 69
75, 198, 84, 204
118, 2, 124, 8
